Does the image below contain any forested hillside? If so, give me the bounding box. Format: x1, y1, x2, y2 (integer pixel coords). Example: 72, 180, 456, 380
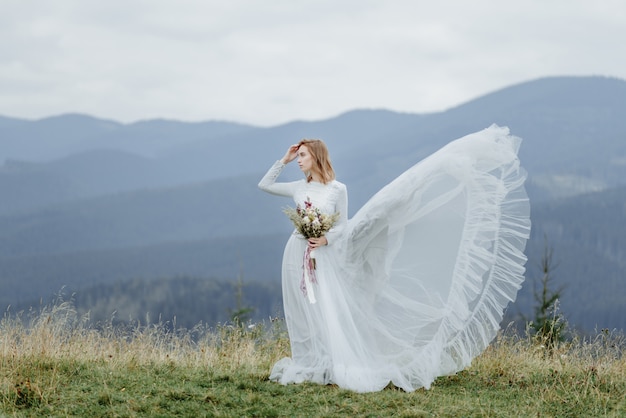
516, 184, 626, 331
67, 276, 283, 329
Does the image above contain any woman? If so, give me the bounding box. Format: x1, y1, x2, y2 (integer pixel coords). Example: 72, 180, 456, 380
258, 125, 530, 393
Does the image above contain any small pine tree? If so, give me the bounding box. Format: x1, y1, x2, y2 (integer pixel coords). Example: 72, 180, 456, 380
229, 259, 254, 326
530, 239, 567, 351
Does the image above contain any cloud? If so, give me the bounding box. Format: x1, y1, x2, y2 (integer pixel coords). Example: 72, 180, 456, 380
0, 0, 625, 126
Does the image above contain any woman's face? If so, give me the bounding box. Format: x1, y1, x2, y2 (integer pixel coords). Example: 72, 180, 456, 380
297, 145, 315, 174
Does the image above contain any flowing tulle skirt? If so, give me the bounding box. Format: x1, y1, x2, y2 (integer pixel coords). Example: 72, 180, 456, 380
270, 125, 531, 392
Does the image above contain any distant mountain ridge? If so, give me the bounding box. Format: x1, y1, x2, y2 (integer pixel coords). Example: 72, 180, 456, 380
0, 113, 254, 162
1, 75, 625, 331
2, 76, 625, 206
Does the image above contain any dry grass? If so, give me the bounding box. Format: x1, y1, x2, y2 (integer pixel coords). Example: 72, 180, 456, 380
472, 328, 626, 410
1, 300, 288, 370
1, 302, 625, 416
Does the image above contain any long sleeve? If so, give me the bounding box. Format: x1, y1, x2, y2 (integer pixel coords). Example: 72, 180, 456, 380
324, 183, 348, 246
258, 160, 298, 197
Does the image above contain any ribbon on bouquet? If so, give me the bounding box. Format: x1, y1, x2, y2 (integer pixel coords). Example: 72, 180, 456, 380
301, 246, 318, 304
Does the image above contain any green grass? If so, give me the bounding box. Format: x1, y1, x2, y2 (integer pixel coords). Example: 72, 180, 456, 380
1, 302, 625, 417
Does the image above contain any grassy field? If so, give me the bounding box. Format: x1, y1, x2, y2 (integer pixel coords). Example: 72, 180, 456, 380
1, 302, 625, 417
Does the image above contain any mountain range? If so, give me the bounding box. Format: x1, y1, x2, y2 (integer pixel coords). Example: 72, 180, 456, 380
1, 75, 625, 331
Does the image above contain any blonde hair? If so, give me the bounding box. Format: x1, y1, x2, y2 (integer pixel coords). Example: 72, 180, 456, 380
298, 138, 335, 184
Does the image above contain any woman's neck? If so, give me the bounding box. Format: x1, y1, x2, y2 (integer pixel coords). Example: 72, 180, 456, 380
309, 172, 323, 183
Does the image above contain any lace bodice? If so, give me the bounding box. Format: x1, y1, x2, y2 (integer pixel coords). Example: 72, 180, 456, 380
258, 160, 348, 245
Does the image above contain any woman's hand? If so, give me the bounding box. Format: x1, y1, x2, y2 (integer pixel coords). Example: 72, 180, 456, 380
281, 144, 300, 164
308, 236, 328, 249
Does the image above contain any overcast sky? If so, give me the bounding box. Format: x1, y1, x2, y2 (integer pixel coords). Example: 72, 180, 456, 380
1, 0, 625, 126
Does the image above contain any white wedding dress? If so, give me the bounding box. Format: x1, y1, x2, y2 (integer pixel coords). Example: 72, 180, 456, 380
258, 125, 530, 393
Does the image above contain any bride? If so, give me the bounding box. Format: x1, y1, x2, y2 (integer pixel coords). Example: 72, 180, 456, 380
258, 125, 530, 393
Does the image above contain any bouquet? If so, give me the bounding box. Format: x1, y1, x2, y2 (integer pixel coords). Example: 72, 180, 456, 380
283, 197, 340, 303
284, 197, 340, 242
